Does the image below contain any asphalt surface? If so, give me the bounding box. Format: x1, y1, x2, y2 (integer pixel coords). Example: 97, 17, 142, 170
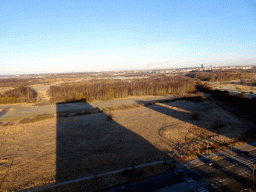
106, 149, 256, 192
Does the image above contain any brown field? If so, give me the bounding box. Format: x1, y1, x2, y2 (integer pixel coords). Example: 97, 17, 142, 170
0, 99, 252, 191
211, 82, 256, 98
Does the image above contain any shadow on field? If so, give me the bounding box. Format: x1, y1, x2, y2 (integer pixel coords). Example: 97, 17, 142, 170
56, 100, 165, 183
136, 99, 252, 145
136, 99, 255, 191
0, 107, 11, 118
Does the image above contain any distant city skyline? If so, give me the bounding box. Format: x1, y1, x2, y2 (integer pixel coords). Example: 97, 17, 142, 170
1, 0, 256, 75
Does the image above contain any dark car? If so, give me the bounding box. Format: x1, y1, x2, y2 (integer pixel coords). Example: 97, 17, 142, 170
175, 169, 185, 177
238, 151, 249, 157
120, 186, 133, 192
249, 184, 256, 192
206, 160, 216, 166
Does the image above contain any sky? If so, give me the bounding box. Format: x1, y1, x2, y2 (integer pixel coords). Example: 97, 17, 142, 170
1, 0, 256, 75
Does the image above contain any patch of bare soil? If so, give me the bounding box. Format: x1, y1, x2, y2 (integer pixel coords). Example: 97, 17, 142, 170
0, 100, 251, 191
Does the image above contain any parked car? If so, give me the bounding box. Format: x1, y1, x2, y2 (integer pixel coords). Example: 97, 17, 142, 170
120, 186, 133, 192
238, 151, 249, 157
206, 160, 216, 166
175, 169, 185, 177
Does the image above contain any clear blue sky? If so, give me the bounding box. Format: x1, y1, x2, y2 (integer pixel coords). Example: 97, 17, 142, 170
1, 0, 256, 74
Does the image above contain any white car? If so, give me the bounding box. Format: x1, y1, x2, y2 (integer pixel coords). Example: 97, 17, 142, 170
206, 160, 216, 166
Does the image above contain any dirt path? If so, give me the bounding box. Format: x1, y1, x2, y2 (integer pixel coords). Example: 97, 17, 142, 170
31, 82, 63, 102
0, 95, 177, 121
36, 90, 51, 102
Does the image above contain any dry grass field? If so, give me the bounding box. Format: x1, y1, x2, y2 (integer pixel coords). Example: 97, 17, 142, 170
211, 83, 256, 98
0, 99, 252, 191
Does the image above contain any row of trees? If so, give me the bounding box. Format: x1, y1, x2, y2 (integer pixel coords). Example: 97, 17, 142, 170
49, 76, 196, 103
0, 78, 41, 87
0, 86, 36, 103
187, 71, 255, 83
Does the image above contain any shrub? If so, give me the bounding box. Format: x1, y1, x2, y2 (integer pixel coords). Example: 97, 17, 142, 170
213, 142, 220, 150
122, 169, 132, 178
185, 95, 205, 102
0, 96, 18, 104
147, 165, 155, 171
191, 112, 200, 120
16, 97, 26, 103
236, 93, 248, 99
187, 84, 196, 93
132, 169, 144, 178
106, 89, 116, 100
121, 169, 144, 179
19, 114, 54, 124
19, 118, 31, 124
106, 112, 113, 121
1, 86, 36, 102
211, 121, 225, 130
3, 122, 14, 126
245, 128, 256, 138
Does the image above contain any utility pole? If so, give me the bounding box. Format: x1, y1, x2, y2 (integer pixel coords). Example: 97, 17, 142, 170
231, 138, 234, 156
252, 163, 256, 189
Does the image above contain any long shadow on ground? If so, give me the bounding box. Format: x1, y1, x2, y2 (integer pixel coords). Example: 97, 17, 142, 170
136, 99, 252, 146
136, 99, 255, 191
0, 107, 11, 118
56, 100, 166, 184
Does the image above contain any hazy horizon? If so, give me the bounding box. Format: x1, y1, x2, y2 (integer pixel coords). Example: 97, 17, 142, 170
1, 0, 256, 75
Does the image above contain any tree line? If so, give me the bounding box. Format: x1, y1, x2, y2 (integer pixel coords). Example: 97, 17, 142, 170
187, 70, 255, 83
49, 75, 196, 103
0, 86, 36, 103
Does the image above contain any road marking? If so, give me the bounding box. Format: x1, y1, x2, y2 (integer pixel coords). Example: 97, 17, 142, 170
182, 176, 196, 183
196, 188, 209, 192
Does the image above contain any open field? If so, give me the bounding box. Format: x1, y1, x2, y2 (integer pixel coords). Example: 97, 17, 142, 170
0, 98, 252, 191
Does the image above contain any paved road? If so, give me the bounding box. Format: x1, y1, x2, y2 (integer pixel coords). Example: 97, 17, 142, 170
106, 149, 256, 192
